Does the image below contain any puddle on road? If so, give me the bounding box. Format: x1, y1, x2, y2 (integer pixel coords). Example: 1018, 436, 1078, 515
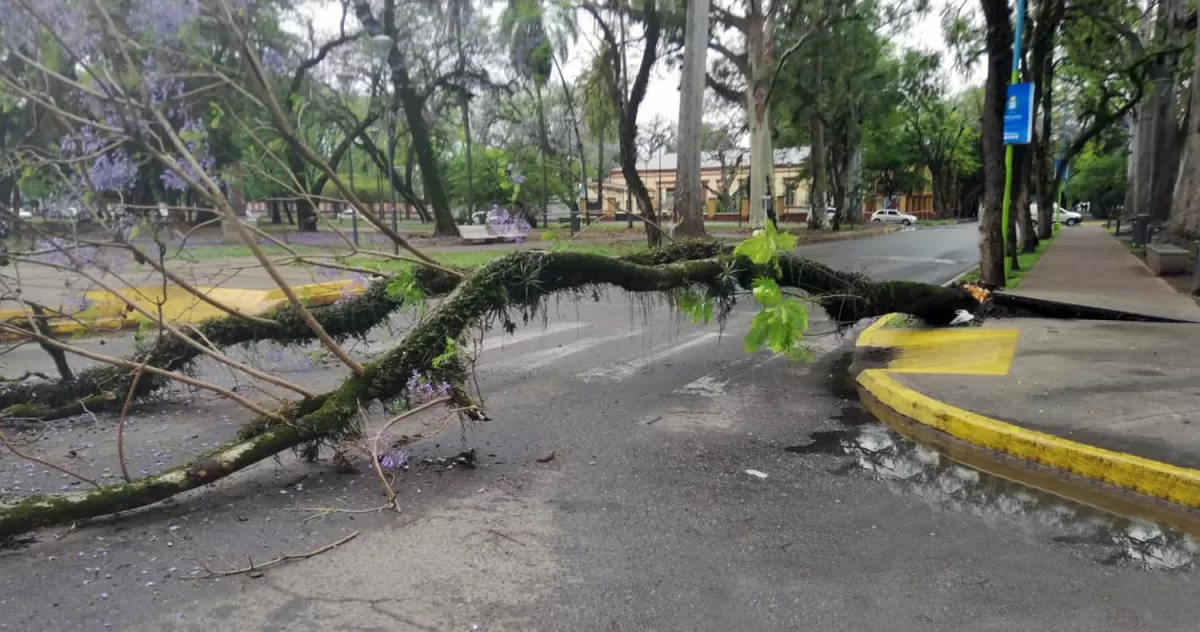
789, 411, 1200, 572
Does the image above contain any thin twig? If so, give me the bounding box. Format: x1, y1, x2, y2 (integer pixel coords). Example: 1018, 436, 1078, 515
365, 397, 454, 511
116, 365, 146, 483
0, 430, 99, 488
189, 531, 359, 578
0, 322, 281, 419
284, 504, 392, 524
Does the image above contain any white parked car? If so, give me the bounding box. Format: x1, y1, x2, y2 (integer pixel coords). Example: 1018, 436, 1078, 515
870, 208, 918, 226
17, 209, 33, 219
1030, 203, 1082, 226
339, 209, 359, 221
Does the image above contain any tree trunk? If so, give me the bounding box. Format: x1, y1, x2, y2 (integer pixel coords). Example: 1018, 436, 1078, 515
371, 0, 459, 237
829, 120, 849, 229
846, 139, 863, 226
1137, 0, 1186, 223
0, 245, 980, 538
358, 134, 432, 223
462, 93, 473, 220
1015, 145, 1038, 253
596, 135, 604, 222
270, 199, 282, 224
534, 82, 550, 229
609, 0, 663, 246
809, 114, 827, 229
1168, 20, 1200, 246
295, 196, 319, 232
979, 0, 1012, 286
745, 10, 775, 228
455, 15, 474, 222
553, 58, 589, 222
1030, 0, 1056, 240
672, 0, 711, 239
929, 165, 958, 219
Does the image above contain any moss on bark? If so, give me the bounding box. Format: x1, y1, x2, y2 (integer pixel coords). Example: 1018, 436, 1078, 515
0, 247, 981, 538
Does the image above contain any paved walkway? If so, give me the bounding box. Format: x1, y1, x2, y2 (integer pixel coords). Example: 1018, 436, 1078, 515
1013, 225, 1200, 321
857, 225, 1200, 510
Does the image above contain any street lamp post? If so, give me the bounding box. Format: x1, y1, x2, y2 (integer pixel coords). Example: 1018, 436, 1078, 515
336, 71, 359, 247
1000, 0, 1029, 278
371, 33, 400, 255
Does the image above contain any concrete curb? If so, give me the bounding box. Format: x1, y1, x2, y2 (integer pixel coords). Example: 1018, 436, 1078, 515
791, 226, 900, 246
0, 280, 363, 340
854, 317, 1200, 510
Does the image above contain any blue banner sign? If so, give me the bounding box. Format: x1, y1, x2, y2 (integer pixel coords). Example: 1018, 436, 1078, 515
1003, 83, 1034, 145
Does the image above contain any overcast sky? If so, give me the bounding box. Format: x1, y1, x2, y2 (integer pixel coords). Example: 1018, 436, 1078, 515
301, 0, 976, 125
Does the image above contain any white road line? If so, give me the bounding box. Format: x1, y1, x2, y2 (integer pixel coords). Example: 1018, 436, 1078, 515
490, 328, 645, 370
577, 331, 723, 382
675, 374, 729, 396
477, 322, 586, 353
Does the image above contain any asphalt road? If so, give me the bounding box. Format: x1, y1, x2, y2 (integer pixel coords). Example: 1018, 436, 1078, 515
800, 222, 980, 283
5, 223, 1200, 631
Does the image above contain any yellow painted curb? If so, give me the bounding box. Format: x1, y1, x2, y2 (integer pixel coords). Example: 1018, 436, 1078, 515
855, 312, 892, 346
856, 314, 1019, 376
855, 316, 1200, 509
0, 280, 366, 340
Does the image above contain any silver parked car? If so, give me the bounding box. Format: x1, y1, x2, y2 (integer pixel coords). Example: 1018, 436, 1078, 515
869, 208, 918, 226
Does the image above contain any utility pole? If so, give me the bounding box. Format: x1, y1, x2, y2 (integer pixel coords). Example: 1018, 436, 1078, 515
1000, 0, 1029, 279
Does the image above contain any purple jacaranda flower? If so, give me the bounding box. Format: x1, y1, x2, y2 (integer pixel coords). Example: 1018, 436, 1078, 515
3, 0, 99, 56
485, 206, 532, 238
405, 370, 452, 401
378, 450, 407, 470
61, 289, 92, 314
260, 47, 289, 76
126, 0, 200, 43
160, 155, 215, 191
85, 150, 138, 192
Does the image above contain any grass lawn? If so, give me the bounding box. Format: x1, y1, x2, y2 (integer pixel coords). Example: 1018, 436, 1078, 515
958, 228, 1059, 289
343, 241, 648, 273
917, 219, 959, 226
170, 244, 334, 260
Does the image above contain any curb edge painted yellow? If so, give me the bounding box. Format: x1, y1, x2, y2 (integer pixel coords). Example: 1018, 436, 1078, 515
855, 312, 893, 347
0, 280, 364, 340
855, 318, 1200, 508
856, 314, 1019, 376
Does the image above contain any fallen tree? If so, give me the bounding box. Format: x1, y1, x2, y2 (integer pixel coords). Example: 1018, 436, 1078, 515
0, 246, 976, 537
0, 242, 974, 423
0, 0, 981, 540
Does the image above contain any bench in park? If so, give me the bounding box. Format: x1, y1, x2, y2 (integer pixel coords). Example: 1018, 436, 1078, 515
1146, 243, 1191, 276
457, 224, 529, 244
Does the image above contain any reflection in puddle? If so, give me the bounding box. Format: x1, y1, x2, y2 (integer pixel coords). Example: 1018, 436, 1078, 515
790, 417, 1200, 571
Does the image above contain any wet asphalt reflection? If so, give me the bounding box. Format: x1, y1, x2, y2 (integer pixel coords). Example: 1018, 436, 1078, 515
789, 405, 1200, 572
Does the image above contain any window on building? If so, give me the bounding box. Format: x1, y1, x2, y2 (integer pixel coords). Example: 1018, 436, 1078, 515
784, 185, 797, 206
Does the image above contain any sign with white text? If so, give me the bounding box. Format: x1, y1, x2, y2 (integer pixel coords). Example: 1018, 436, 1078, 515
1003, 83, 1034, 145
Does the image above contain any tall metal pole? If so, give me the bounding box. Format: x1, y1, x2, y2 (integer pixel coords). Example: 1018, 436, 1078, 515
338, 72, 360, 247
1000, 0, 1028, 278
348, 138, 358, 246
372, 34, 400, 255
387, 111, 399, 254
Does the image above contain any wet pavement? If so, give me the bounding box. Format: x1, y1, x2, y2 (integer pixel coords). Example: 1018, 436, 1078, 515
787, 397, 1200, 573
6, 225, 1200, 630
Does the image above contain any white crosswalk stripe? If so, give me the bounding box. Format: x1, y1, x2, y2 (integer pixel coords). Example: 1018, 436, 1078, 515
576, 331, 724, 382
490, 328, 646, 370
477, 322, 586, 353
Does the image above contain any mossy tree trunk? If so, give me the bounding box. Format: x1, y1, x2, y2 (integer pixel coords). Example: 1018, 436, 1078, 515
0, 245, 976, 537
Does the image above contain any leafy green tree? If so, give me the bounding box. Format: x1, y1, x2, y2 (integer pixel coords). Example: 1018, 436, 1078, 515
1064, 147, 1126, 218
895, 51, 979, 218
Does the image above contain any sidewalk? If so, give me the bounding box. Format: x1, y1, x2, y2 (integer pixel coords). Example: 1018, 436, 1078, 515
857, 225, 1200, 511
